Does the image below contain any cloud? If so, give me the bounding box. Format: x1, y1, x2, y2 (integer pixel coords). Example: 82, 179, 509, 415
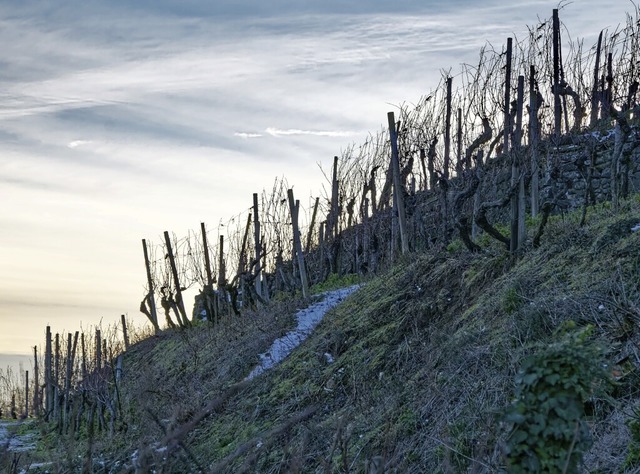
265, 127, 359, 138
234, 132, 263, 139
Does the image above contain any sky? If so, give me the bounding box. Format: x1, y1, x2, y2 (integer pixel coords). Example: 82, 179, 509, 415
0, 0, 634, 370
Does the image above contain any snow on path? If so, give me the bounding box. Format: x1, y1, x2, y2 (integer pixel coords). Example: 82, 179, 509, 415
245, 285, 360, 380
0, 420, 37, 453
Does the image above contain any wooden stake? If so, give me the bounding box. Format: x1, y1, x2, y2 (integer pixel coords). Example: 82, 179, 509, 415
530, 65, 540, 217
305, 197, 320, 254
95, 329, 102, 370
33, 346, 39, 417
388, 111, 409, 254
288, 189, 309, 298
444, 76, 452, 179
164, 231, 189, 326
24, 370, 29, 418
510, 75, 524, 253
552, 9, 562, 138
121, 315, 130, 351
200, 223, 213, 288
142, 239, 160, 333
456, 107, 463, 173
252, 193, 262, 298
329, 156, 339, 239
590, 31, 603, 126
517, 75, 526, 250
45, 326, 52, 419
504, 37, 513, 154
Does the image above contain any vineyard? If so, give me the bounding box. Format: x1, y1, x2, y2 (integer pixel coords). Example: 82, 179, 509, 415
2, 5, 640, 472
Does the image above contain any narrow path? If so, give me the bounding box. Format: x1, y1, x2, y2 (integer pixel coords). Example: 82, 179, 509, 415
0, 420, 37, 453
245, 285, 360, 380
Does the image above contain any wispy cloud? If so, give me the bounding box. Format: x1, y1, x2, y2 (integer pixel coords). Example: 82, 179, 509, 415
234, 132, 263, 139
265, 127, 358, 138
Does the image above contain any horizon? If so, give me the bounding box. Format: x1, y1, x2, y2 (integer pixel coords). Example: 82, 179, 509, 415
0, 0, 634, 357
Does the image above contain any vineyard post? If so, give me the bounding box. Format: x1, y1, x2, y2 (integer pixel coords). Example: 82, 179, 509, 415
305, 197, 320, 254
253, 193, 262, 298
329, 156, 340, 239
54, 333, 60, 421
530, 65, 540, 217
319, 221, 326, 278
63, 333, 72, 431
388, 111, 409, 254
288, 188, 309, 298
590, 31, 603, 126
605, 52, 613, 118
218, 235, 227, 314
24, 370, 29, 418
552, 9, 561, 137
238, 213, 252, 307
200, 222, 213, 288
142, 239, 160, 333
516, 75, 526, 250
503, 37, 513, 155
164, 231, 189, 326
472, 149, 484, 241
44, 326, 54, 421
456, 107, 463, 172
33, 345, 39, 417
121, 315, 130, 351
444, 76, 452, 179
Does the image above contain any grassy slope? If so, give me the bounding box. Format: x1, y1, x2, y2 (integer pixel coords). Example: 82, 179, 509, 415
36, 198, 640, 473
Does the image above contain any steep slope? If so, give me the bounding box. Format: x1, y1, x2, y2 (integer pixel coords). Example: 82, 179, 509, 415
34, 199, 640, 473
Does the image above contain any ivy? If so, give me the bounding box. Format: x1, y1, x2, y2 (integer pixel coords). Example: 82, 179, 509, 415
504, 325, 612, 473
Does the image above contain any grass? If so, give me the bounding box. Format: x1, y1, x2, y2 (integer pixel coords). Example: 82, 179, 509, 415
25, 197, 640, 472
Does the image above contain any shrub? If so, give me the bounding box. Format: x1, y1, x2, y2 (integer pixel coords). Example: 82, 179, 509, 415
504, 325, 612, 473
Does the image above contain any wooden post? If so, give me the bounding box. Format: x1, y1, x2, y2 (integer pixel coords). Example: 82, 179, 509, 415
605, 52, 613, 117
472, 150, 484, 240
530, 65, 540, 217
33, 346, 39, 417
200, 223, 213, 288
53, 333, 60, 420
590, 31, 603, 126
218, 235, 226, 289
504, 37, 513, 155
456, 107, 463, 173
552, 9, 562, 138
63, 333, 72, 431
516, 75, 526, 250
444, 76, 452, 179
329, 156, 339, 239
121, 314, 130, 351
252, 193, 262, 298
81, 332, 87, 381
510, 75, 524, 253
24, 370, 29, 418
288, 189, 309, 298
305, 197, 320, 254
388, 111, 409, 254
142, 239, 160, 333
164, 231, 189, 326
95, 329, 102, 370
319, 221, 325, 278
45, 326, 52, 419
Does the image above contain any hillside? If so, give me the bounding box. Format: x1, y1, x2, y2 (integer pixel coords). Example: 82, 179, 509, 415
12, 197, 638, 473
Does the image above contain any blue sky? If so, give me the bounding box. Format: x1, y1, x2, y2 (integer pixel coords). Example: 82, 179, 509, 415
0, 0, 633, 362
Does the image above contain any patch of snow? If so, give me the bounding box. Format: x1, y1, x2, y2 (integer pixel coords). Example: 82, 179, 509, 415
245, 285, 360, 380
631, 223, 640, 232
323, 352, 334, 364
